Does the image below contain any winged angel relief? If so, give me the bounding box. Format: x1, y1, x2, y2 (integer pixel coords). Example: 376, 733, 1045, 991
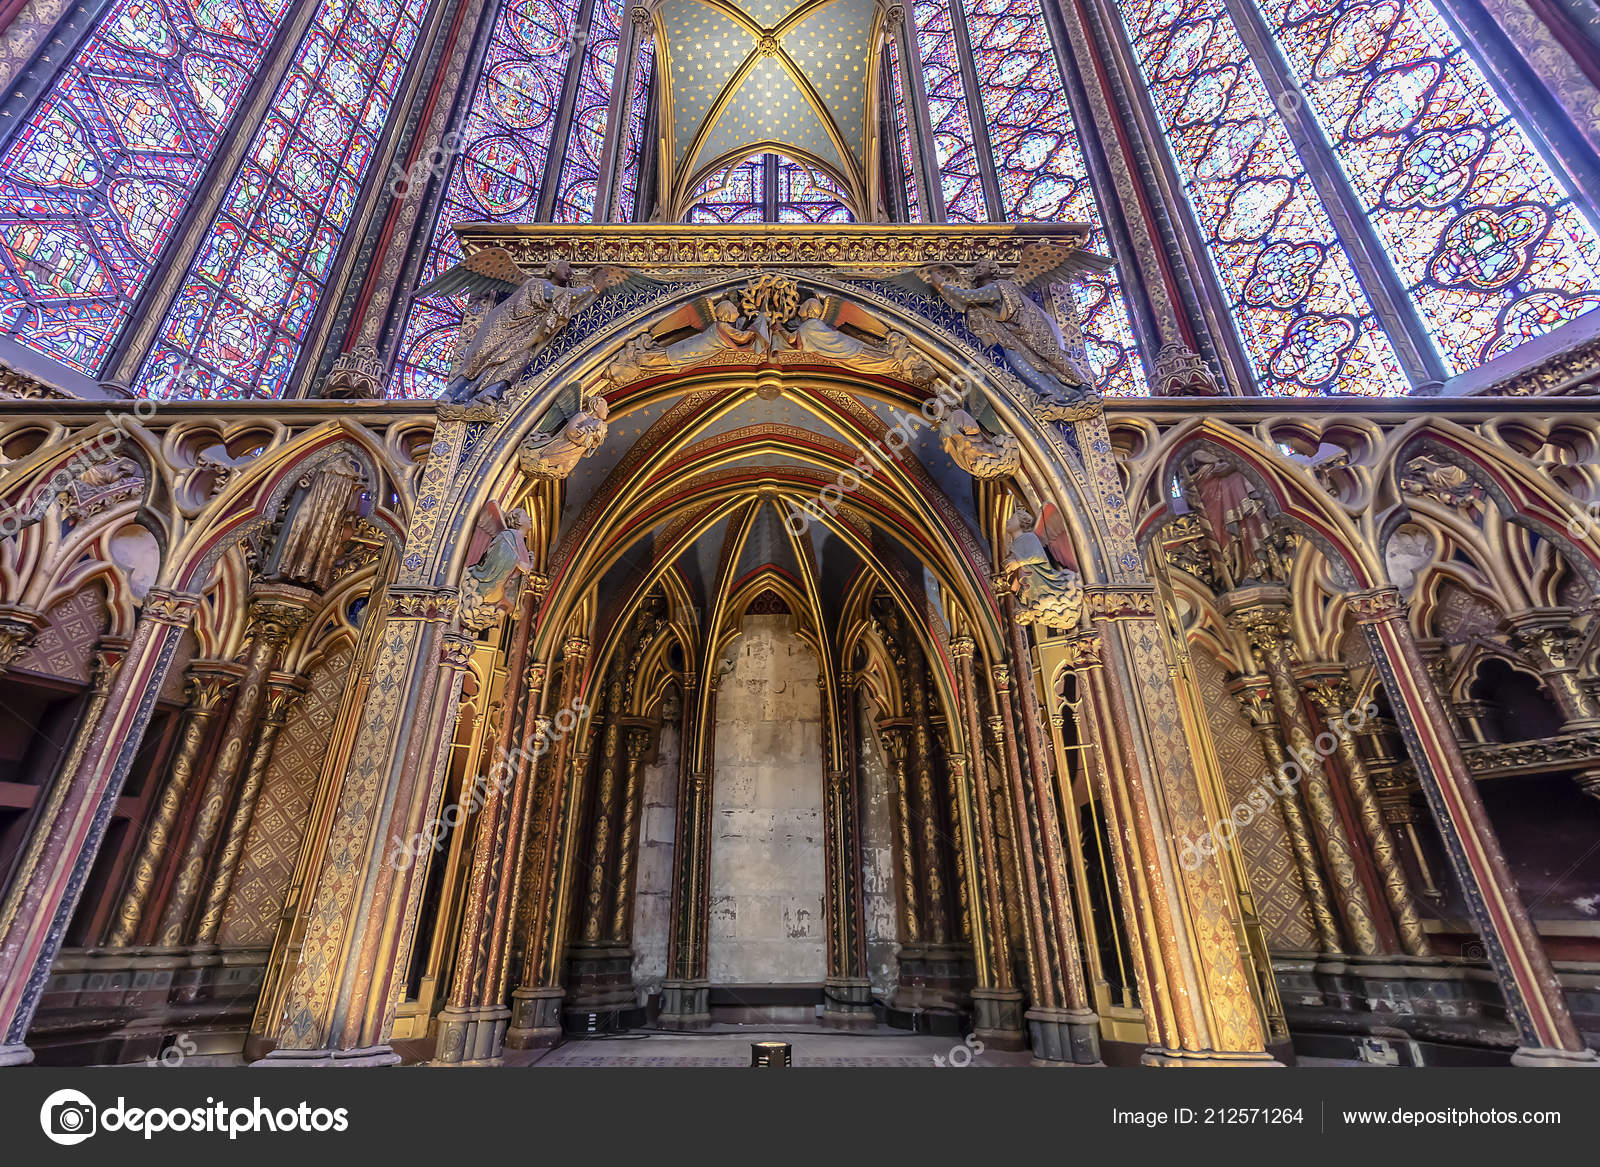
602, 274, 935, 387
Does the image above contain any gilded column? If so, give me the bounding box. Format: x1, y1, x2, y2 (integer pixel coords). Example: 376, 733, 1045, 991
580, 678, 626, 945
952, 636, 1024, 1046
1226, 592, 1381, 956
1228, 675, 1344, 955
877, 722, 921, 946
905, 655, 951, 944
0, 588, 199, 1064
190, 673, 308, 948
156, 587, 312, 947
1002, 610, 1099, 1064
106, 663, 236, 948
1304, 674, 1433, 958
608, 725, 652, 945
662, 667, 714, 1027
989, 664, 1054, 1013
507, 634, 590, 1048
1351, 587, 1598, 1066
1064, 632, 1177, 1052
1086, 589, 1274, 1065
437, 592, 538, 1064
822, 673, 872, 1024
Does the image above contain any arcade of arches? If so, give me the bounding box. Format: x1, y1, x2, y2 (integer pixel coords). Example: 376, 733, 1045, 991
0, 0, 1598, 1071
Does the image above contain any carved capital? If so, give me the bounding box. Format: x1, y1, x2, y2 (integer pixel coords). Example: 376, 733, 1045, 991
1347, 586, 1404, 625
440, 633, 477, 670
263, 674, 309, 726
0, 604, 47, 665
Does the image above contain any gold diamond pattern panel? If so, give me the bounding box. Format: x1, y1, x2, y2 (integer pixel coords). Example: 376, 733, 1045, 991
1192, 650, 1317, 953
16, 587, 107, 682
218, 642, 354, 949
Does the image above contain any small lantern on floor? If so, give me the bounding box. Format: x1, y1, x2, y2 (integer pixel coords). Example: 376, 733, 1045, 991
750, 1041, 791, 1068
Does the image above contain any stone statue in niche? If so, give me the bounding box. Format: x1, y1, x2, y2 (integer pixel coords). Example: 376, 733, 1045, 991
267, 453, 367, 592
1399, 454, 1484, 517
604, 297, 768, 384
419, 248, 634, 403
459, 501, 533, 630
518, 392, 610, 480
1180, 449, 1296, 586
1001, 508, 1083, 629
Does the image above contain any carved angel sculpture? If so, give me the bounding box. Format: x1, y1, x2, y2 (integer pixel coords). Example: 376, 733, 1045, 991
940, 407, 1020, 478
418, 249, 634, 403
1001, 508, 1083, 629
459, 502, 533, 630
779, 297, 934, 382
518, 393, 610, 480
910, 252, 1101, 420
604, 297, 767, 384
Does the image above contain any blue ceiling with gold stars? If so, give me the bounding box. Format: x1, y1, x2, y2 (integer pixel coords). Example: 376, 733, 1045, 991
657, 0, 878, 202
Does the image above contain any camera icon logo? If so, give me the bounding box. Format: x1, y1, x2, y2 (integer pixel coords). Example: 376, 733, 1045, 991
40, 1088, 97, 1146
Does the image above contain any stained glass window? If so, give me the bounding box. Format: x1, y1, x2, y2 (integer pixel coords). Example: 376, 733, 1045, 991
887, 34, 922, 222
552, 0, 624, 223
1255, 0, 1600, 373
685, 155, 766, 224
614, 43, 654, 222
910, 0, 989, 222
389, 0, 584, 399
960, 0, 1148, 394
1115, 0, 1410, 395
135, 0, 429, 399
0, 0, 296, 375
776, 156, 854, 223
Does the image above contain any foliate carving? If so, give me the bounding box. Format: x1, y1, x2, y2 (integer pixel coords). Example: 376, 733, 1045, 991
1079, 589, 1156, 618
384, 587, 459, 621
321, 344, 386, 400
0, 362, 72, 399
458, 505, 533, 630
457, 224, 1094, 276
247, 591, 314, 645
1483, 335, 1600, 397
143, 588, 201, 626
1063, 632, 1103, 668
440, 634, 477, 669
518, 393, 610, 480
0, 606, 45, 665
1347, 587, 1403, 624
1000, 508, 1083, 629
1160, 512, 1219, 589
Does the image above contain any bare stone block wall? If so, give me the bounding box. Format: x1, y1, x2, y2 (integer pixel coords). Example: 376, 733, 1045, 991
707, 614, 827, 985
